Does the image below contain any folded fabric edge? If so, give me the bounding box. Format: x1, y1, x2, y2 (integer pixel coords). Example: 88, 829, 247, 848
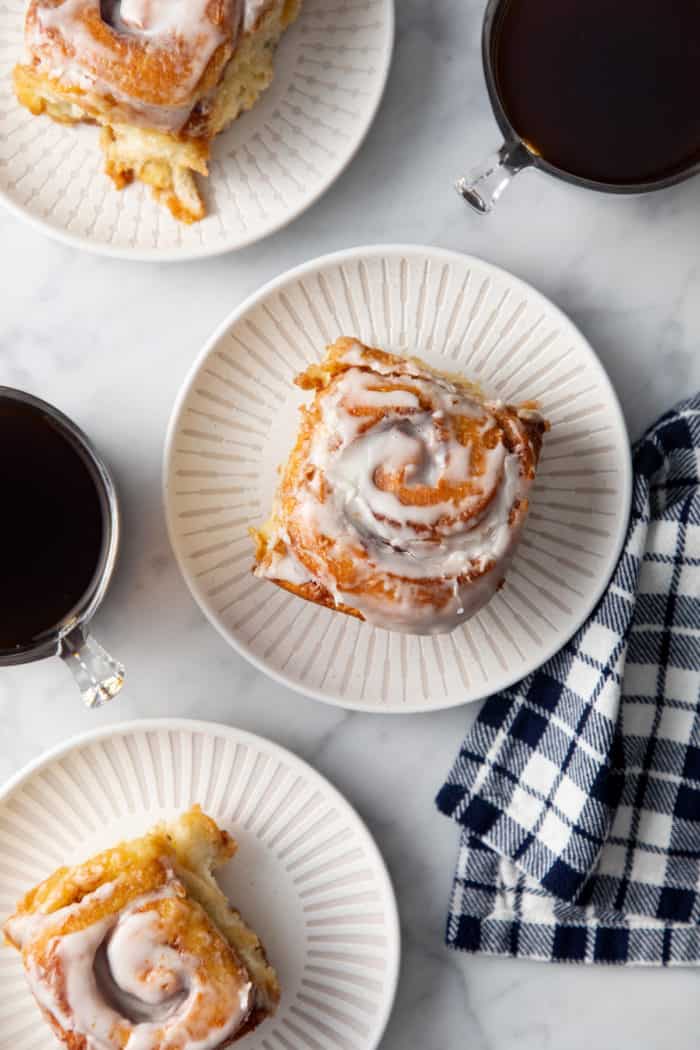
434, 485, 648, 903
445, 911, 700, 967
436, 392, 700, 963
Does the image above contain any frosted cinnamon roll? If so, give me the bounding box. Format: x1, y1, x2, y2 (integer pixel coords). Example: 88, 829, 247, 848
252, 338, 549, 634
4, 806, 279, 1049
13, 0, 302, 222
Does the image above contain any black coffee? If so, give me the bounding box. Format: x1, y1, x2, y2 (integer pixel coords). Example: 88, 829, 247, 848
493, 0, 700, 185
0, 396, 106, 651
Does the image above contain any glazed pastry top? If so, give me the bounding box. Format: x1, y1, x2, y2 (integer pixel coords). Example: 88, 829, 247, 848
24, 0, 244, 129
3, 807, 280, 1050
254, 338, 548, 633
6, 864, 253, 1050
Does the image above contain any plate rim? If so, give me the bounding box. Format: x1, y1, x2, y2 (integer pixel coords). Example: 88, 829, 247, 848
163, 243, 634, 713
0, 716, 402, 1050
0, 0, 395, 262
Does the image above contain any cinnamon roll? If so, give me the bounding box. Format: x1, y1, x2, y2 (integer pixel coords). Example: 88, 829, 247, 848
252, 338, 549, 634
13, 0, 301, 222
3, 806, 279, 1049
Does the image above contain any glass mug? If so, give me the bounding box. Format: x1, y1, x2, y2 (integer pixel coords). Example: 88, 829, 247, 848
0, 388, 124, 707
459, 0, 700, 213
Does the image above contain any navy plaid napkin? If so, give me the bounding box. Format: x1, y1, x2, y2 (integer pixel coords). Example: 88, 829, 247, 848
436, 394, 700, 965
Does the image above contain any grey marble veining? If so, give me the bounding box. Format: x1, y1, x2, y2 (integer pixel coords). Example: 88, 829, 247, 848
2, 2, 700, 1047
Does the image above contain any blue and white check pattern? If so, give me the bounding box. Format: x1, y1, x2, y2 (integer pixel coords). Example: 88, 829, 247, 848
436, 395, 700, 965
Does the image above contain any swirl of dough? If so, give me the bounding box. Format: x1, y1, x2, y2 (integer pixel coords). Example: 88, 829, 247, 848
23, 0, 244, 130
5, 863, 252, 1050
253, 338, 548, 634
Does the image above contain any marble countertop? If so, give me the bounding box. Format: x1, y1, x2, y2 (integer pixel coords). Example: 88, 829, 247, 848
2, 1, 700, 1047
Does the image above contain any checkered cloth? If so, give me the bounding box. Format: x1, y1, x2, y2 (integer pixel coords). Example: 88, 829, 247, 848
436, 395, 700, 965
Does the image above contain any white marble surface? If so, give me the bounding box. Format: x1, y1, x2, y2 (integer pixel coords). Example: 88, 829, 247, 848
2, 2, 700, 1047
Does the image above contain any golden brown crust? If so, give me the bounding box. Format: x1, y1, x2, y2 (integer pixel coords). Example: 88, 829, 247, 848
252, 337, 549, 631
23, 0, 239, 110
4, 805, 279, 1047
162, 808, 280, 1016
12, 0, 302, 223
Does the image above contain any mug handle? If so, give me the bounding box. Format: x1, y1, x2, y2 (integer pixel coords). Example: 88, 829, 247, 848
60, 626, 125, 708
457, 140, 533, 214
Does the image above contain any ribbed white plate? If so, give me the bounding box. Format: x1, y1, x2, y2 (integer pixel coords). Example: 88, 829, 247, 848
164, 245, 632, 712
0, 1, 393, 260
0, 719, 400, 1050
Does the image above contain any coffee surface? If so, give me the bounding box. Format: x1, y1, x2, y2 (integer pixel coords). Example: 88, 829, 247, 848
0, 397, 106, 651
494, 0, 700, 184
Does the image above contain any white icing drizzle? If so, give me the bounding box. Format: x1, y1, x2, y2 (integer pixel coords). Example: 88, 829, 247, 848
8, 865, 252, 1050
257, 341, 544, 634
244, 0, 272, 33
26, 0, 244, 130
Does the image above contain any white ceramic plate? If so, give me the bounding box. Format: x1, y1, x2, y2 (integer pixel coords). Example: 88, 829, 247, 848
0, 1, 394, 260
164, 245, 632, 713
0, 719, 400, 1050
